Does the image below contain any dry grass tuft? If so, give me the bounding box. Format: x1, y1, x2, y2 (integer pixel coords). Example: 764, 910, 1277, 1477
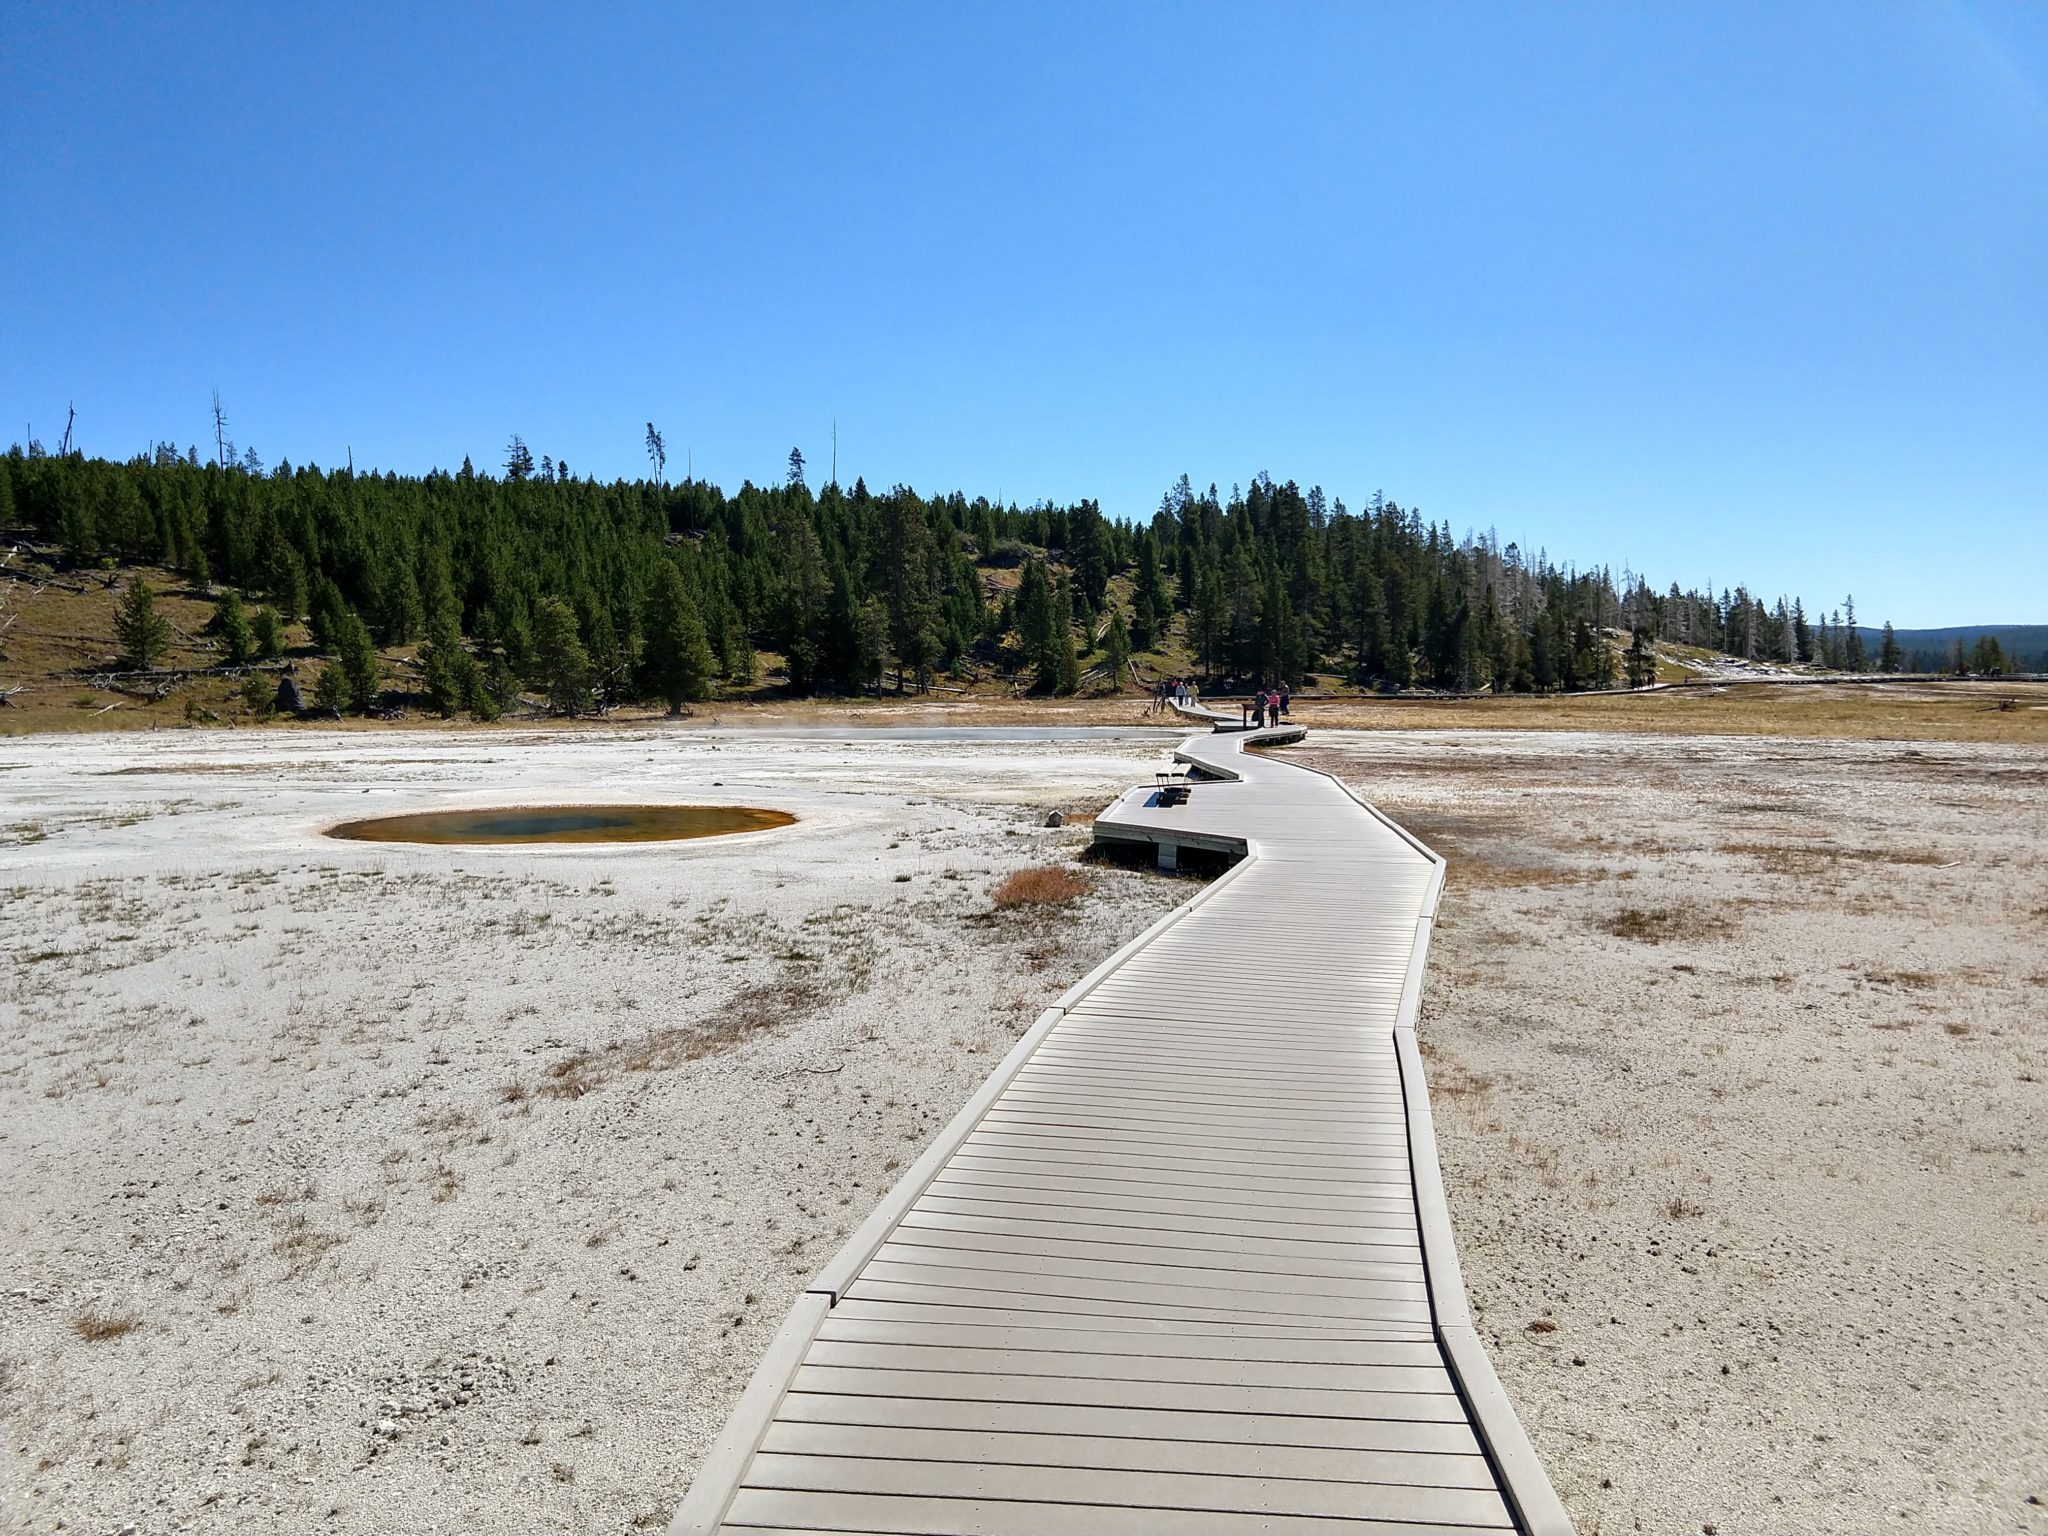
1865, 969, 1939, 990
1448, 860, 1594, 891
1427, 1060, 1498, 1104
272, 1218, 345, 1275
541, 978, 827, 1099
1602, 906, 1734, 944
72, 1308, 140, 1341
992, 866, 1093, 908
1720, 840, 1947, 874
1664, 1196, 1707, 1220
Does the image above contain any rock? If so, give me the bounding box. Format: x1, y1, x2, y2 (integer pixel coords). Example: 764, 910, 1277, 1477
375, 1420, 396, 1439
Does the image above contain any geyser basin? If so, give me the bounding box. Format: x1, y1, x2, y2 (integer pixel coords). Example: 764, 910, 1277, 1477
326, 805, 795, 845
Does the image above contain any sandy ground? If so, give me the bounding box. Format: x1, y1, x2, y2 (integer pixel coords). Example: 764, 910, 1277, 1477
0, 724, 1192, 1535
1299, 733, 2047, 1536
5, 723, 2042, 1536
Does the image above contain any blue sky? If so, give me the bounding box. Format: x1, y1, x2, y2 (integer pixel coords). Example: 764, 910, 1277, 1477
3, 3, 2042, 626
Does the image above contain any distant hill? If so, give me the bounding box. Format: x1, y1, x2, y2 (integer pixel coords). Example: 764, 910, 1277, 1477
1857, 625, 2048, 672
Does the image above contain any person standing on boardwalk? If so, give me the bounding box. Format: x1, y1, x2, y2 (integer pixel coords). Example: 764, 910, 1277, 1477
1279, 682, 1291, 719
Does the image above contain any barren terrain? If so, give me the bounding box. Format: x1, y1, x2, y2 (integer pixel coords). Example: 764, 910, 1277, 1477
0, 726, 1187, 1534
1301, 733, 2047, 1536
2, 721, 2042, 1535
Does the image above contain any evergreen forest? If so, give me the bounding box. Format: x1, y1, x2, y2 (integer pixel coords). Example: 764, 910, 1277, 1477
0, 437, 1945, 718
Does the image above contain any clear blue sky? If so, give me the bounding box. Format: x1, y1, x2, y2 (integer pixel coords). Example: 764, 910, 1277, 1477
4, 3, 2042, 626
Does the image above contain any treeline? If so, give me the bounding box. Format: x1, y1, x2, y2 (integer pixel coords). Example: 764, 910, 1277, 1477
0, 442, 1917, 715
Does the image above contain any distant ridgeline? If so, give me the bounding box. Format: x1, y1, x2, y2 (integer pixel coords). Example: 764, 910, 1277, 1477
1854, 625, 2046, 676
0, 444, 1950, 715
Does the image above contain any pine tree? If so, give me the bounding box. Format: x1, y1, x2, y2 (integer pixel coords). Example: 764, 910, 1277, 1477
642, 565, 714, 712
1844, 595, 1867, 672
419, 609, 479, 718
880, 494, 940, 691
531, 597, 591, 714
775, 517, 830, 692
212, 588, 253, 665
1625, 626, 1655, 689
474, 655, 516, 720
334, 610, 381, 713
114, 578, 172, 669
311, 664, 348, 715
1878, 621, 1902, 673
723, 619, 757, 685
272, 546, 308, 620
1102, 607, 1131, 692
1131, 537, 1165, 649
251, 606, 285, 660
1067, 501, 1110, 607
1053, 579, 1081, 697
1014, 559, 1056, 686
646, 423, 667, 486
854, 597, 888, 692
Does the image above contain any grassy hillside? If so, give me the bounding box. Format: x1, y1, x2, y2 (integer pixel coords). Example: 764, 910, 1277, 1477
0, 539, 1199, 733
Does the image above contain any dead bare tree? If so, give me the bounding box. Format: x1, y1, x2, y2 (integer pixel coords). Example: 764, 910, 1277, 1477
645, 422, 666, 487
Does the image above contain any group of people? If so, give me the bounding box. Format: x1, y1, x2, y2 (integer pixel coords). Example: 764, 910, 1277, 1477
1148, 675, 1293, 725
1243, 683, 1291, 729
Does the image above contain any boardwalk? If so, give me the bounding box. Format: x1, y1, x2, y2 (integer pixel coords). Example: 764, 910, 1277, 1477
670, 719, 1572, 1536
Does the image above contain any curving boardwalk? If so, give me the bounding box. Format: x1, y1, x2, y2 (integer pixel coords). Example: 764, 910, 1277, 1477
670, 717, 1573, 1536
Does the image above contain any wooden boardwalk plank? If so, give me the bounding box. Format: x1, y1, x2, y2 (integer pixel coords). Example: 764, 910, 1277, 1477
757, 1421, 1499, 1489
671, 721, 1574, 1536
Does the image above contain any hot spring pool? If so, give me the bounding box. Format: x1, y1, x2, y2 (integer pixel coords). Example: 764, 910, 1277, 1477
325, 805, 796, 845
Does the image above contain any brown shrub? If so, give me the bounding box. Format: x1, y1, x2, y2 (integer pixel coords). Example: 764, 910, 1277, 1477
72, 1309, 139, 1341
992, 866, 1093, 909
